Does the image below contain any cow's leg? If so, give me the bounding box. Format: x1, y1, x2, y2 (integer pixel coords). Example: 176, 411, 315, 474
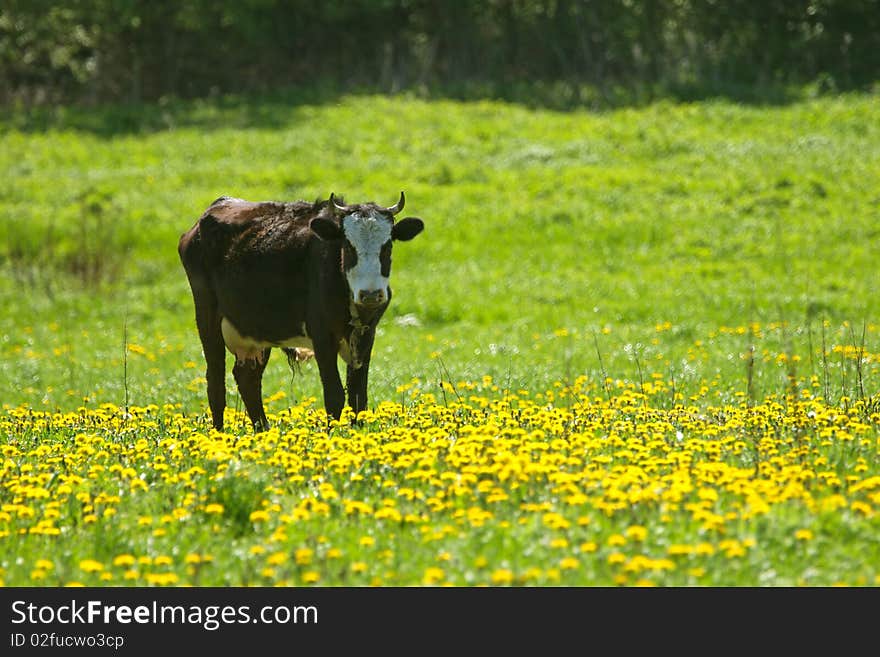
346, 362, 370, 418
232, 349, 271, 432
313, 337, 344, 421
346, 330, 376, 418
192, 291, 227, 432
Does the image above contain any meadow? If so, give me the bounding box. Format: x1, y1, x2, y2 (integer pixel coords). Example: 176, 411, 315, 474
0, 90, 879, 585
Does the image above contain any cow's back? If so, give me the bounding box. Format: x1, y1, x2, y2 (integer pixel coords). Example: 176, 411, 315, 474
179, 195, 329, 342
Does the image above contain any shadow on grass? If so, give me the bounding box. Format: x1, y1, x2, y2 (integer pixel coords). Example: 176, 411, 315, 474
2, 76, 875, 137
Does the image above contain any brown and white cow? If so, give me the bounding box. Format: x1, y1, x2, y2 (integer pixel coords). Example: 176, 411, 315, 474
178, 192, 424, 431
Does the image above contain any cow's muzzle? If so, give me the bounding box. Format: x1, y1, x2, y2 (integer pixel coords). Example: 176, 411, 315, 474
357, 289, 386, 307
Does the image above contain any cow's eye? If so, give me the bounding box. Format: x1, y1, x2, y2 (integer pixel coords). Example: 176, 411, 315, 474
380, 241, 392, 276
343, 242, 358, 268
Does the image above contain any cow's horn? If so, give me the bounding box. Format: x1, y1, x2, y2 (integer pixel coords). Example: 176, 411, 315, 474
387, 191, 405, 215
330, 193, 350, 215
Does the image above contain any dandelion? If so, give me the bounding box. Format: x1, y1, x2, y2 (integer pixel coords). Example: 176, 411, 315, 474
249, 510, 270, 523
625, 525, 648, 542
795, 529, 814, 541
79, 559, 104, 573
490, 569, 514, 585
267, 552, 288, 566
423, 567, 445, 585
113, 555, 136, 567
145, 573, 179, 586
294, 548, 313, 565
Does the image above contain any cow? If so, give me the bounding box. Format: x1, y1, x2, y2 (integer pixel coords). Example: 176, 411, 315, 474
177, 191, 424, 432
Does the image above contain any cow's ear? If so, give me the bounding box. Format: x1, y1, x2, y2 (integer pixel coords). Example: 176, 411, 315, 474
310, 216, 343, 241
392, 217, 424, 241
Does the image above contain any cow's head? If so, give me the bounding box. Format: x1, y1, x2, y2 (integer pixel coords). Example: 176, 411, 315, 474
309, 192, 424, 308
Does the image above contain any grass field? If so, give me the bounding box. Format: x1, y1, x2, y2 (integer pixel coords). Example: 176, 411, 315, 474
1, 91, 879, 585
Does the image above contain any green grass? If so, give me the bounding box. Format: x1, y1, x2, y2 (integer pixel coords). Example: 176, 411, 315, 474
1, 91, 879, 586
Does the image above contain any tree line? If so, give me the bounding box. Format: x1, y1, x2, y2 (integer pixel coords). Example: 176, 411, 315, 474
2, 0, 877, 107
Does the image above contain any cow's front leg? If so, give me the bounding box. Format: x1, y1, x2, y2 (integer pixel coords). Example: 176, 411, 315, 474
232, 349, 271, 432
346, 361, 370, 419
313, 337, 345, 421
346, 328, 375, 419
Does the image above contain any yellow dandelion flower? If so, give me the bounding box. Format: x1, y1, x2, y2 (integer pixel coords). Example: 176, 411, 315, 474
560, 557, 579, 570
249, 510, 270, 523
490, 569, 514, 585
694, 542, 715, 556
359, 536, 375, 547
795, 529, 814, 541
301, 571, 320, 584
267, 552, 289, 566
607, 552, 627, 565
79, 559, 104, 573
351, 562, 368, 574
423, 567, 445, 585
113, 554, 136, 567
625, 525, 648, 542
145, 573, 179, 586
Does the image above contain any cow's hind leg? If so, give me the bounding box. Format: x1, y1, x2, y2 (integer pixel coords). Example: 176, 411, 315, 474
233, 349, 271, 432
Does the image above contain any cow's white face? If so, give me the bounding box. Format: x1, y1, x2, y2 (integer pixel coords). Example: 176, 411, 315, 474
342, 211, 393, 307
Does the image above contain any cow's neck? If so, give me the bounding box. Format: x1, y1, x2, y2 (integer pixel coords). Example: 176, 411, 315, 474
348, 299, 373, 334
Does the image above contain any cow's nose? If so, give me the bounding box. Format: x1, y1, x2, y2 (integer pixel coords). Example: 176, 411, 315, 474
358, 289, 385, 306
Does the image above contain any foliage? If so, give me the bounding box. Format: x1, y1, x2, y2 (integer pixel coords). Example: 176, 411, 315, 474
1, 1, 878, 107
